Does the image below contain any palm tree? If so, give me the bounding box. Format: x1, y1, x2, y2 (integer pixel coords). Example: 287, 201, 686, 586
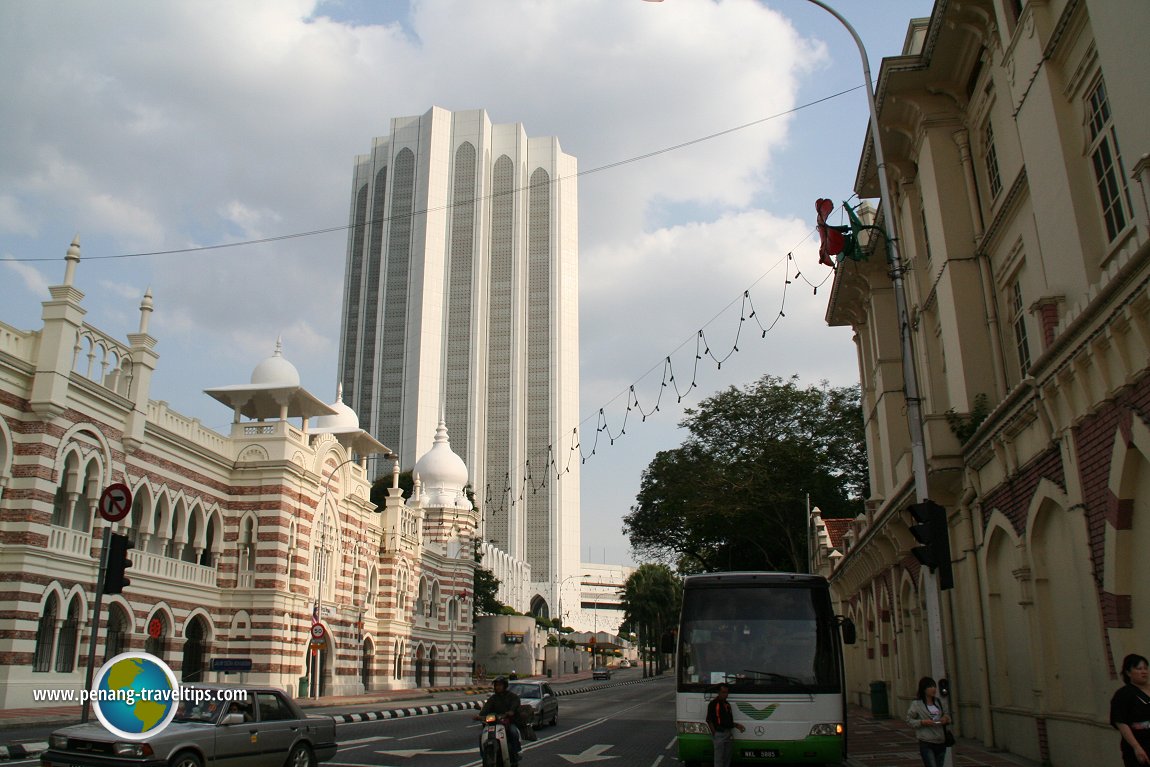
620, 564, 682, 677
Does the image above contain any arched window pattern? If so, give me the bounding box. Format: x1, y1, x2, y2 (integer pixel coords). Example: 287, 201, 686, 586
286, 522, 298, 579
311, 506, 337, 603
525, 165, 552, 579
182, 617, 209, 683
376, 147, 416, 446
55, 596, 82, 672
430, 581, 441, 620
241, 516, 257, 572
485, 154, 516, 545
366, 567, 378, 608
144, 612, 169, 660
445, 141, 478, 455
361, 637, 374, 692
393, 639, 404, 680
105, 603, 131, 662
396, 567, 409, 613
415, 577, 429, 618
33, 593, 60, 672
201, 510, 221, 568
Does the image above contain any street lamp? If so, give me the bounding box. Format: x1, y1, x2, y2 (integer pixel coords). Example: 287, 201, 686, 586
642, 0, 944, 686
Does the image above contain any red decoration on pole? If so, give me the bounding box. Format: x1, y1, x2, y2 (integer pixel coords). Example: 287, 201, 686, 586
816, 198, 845, 267
148, 618, 163, 639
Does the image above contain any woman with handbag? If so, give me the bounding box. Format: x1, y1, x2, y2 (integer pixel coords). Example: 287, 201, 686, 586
905, 676, 952, 767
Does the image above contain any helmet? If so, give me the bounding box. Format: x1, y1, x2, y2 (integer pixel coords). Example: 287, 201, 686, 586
493, 676, 508, 689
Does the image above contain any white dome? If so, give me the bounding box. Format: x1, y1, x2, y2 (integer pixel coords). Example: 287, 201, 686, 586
313, 385, 360, 431
413, 421, 468, 496
250, 339, 300, 387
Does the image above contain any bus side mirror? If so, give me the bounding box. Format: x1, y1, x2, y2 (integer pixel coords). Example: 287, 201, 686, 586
839, 617, 856, 645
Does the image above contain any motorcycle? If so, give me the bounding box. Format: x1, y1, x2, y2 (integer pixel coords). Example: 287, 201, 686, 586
478, 713, 516, 767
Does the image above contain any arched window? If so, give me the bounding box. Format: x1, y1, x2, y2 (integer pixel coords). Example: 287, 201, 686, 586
429, 582, 440, 619
55, 596, 82, 672
105, 604, 131, 662
33, 593, 59, 672
144, 613, 169, 660
241, 517, 256, 571
366, 567, 378, 607
393, 640, 404, 680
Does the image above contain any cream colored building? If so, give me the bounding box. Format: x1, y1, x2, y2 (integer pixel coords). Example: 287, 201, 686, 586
0, 240, 478, 707
816, 2, 1150, 765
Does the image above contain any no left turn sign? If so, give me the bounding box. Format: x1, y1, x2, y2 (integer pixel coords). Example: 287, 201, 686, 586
99, 483, 133, 523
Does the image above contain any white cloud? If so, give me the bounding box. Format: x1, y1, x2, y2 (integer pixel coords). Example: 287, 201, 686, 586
0, 0, 934, 566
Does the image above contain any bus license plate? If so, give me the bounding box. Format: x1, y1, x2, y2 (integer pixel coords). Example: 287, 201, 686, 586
743, 749, 779, 758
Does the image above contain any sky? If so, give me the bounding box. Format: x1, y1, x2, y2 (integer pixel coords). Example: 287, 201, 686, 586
0, 0, 935, 568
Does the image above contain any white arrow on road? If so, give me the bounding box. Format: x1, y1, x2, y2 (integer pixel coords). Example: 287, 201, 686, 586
558, 744, 618, 763
375, 747, 475, 758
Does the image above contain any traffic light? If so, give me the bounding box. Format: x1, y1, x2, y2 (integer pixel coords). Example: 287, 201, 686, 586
908, 500, 953, 590
104, 532, 133, 594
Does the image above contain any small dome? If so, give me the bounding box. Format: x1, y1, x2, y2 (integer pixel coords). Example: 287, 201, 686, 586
413, 421, 468, 496
251, 338, 300, 387
314, 384, 360, 431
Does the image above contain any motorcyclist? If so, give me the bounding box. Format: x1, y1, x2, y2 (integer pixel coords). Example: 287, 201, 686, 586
476, 676, 522, 763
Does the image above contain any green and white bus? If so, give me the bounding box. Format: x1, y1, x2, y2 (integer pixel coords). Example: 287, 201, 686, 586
674, 572, 856, 765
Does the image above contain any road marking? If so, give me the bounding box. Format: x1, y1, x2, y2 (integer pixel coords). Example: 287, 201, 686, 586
664, 736, 676, 750
375, 747, 475, 757
339, 735, 395, 746
398, 729, 445, 741
650, 756, 665, 767
558, 743, 618, 763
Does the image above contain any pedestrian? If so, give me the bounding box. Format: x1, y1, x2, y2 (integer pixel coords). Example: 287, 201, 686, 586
705, 683, 745, 767
1110, 653, 1150, 766
906, 676, 951, 767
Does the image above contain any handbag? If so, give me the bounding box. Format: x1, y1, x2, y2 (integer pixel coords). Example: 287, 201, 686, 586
943, 726, 955, 747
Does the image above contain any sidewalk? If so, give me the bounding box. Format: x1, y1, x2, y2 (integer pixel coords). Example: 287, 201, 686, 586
846, 704, 1041, 767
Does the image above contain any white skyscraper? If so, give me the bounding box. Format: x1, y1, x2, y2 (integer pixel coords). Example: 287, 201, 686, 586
338, 107, 581, 617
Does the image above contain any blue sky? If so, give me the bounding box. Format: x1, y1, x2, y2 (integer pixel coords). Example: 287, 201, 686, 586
0, 0, 934, 567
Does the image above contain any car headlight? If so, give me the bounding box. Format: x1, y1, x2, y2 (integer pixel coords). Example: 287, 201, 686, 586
49, 735, 69, 750
676, 721, 711, 735
808, 723, 844, 736
112, 743, 155, 757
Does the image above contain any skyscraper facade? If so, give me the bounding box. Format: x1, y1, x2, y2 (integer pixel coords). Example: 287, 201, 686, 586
337, 107, 581, 616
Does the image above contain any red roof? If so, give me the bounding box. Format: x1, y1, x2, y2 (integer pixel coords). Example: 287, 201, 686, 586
822, 518, 853, 550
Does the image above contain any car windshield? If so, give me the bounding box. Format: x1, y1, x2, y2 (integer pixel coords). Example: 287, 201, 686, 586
509, 683, 540, 699
173, 691, 225, 724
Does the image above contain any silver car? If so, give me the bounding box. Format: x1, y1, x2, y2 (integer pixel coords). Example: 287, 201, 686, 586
40, 685, 337, 767
508, 681, 559, 728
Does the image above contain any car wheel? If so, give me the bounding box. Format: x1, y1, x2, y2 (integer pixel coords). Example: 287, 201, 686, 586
287, 744, 315, 767
170, 751, 203, 767
550, 710, 558, 727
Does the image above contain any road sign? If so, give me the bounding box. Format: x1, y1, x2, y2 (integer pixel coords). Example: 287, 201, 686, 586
309, 638, 327, 651
98, 483, 132, 523
211, 658, 253, 672
310, 624, 326, 639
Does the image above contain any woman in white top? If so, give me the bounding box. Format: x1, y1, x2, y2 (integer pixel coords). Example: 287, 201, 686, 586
905, 676, 951, 767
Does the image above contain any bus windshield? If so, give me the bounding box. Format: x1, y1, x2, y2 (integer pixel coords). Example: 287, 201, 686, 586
677, 583, 841, 694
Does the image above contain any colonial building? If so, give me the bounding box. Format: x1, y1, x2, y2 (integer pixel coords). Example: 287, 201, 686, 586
0, 238, 477, 708
816, 1, 1150, 765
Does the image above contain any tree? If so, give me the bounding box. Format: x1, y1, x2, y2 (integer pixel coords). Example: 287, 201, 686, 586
619, 563, 682, 676
623, 374, 867, 573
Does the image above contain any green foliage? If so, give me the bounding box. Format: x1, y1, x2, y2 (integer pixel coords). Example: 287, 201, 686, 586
472, 565, 505, 618
498, 605, 521, 616
623, 374, 867, 573
619, 563, 683, 674
369, 469, 414, 509
945, 393, 990, 444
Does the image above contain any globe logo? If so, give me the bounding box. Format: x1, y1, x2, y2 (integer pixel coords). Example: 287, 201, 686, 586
91, 652, 180, 740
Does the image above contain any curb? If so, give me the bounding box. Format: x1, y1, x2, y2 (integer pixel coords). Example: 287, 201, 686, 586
1, 742, 48, 761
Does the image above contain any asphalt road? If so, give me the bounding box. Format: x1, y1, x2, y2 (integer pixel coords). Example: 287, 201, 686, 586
1, 672, 678, 767
329, 675, 676, 767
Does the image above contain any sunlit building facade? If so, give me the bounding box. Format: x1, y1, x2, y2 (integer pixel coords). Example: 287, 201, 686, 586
337, 107, 582, 616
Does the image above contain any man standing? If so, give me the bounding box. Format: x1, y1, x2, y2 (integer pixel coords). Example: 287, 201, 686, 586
706, 683, 745, 767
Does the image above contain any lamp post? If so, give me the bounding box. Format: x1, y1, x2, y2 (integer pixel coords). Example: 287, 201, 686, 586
642, 0, 945, 688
